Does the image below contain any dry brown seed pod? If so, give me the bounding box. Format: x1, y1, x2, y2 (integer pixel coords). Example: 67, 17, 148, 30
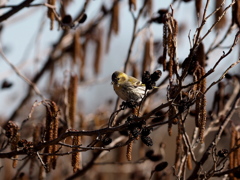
154, 161, 168, 172
61, 15, 72, 25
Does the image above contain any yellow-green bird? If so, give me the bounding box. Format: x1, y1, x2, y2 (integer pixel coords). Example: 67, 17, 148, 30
111, 71, 146, 102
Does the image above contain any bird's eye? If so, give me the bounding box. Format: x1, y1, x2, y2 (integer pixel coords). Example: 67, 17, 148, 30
117, 77, 120, 80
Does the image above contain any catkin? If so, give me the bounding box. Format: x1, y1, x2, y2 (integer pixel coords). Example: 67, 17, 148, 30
129, 0, 137, 11
12, 133, 20, 168
229, 128, 236, 179
112, 2, 119, 34
199, 67, 206, 143
215, 0, 226, 30
43, 100, 59, 172
73, 31, 83, 64
142, 39, 153, 73
195, 0, 202, 17
72, 135, 82, 173
174, 124, 182, 172
187, 154, 193, 170
47, 0, 56, 30
29, 124, 42, 176
232, 0, 240, 27
68, 75, 78, 129
106, 2, 120, 52
162, 22, 168, 71
51, 111, 59, 169
126, 141, 133, 161
94, 34, 103, 75
145, 0, 152, 16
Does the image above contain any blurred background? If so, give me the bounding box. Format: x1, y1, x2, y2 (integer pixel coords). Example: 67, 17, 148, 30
0, 0, 239, 179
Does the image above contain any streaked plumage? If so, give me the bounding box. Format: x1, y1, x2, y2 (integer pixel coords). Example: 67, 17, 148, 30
111, 71, 146, 102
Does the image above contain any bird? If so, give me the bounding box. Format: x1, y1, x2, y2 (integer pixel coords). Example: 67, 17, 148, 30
111, 71, 146, 103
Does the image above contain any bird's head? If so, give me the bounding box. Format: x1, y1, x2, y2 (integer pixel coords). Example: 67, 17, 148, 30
111, 71, 128, 85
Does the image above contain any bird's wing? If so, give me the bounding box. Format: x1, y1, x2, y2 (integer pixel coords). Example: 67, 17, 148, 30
128, 76, 143, 87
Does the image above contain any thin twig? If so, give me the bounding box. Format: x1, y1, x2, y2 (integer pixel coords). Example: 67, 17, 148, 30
0, 0, 34, 22
0, 49, 45, 99
123, 0, 148, 72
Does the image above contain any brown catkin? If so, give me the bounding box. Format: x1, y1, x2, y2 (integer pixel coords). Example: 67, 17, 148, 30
217, 82, 225, 115
72, 135, 82, 172
43, 100, 59, 172
194, 70, 200, 128
30, 124, 42, 176
142, 40, 152, 72
145, 0, 152, 16
12, 132, 20, 168
29, 157, 35, 178
106, 2, 119, 52
112, 2, 119, 34
129, 0, 137, 11
94, 34, 103, 75
166, 15, 178, 78
214, 0, 226, 30
33, 124, 42, 145
38, 166, 45, 180
6, 121, 19, 168
80, 38, 88, 81
73, 30, 83, 64
5, 121, 18, 140
126, 141, 133, 161
199, 67, 206, 143
51, 109, 59, 169
168, 106, 176, 136
235, 130, 240, 168
47, 0, 56, 30
232, 0, 240, 27
187, 154, 193, 170
68, 75, 78, 129
131, 62, 139, 78
195, 42, 205, 67
195, 0, 202, 17
237, 131, 240, 166
168, 84, 178, 136
229, 128, 237, 180
174, 124, 182, 171
162, 22, 168, 71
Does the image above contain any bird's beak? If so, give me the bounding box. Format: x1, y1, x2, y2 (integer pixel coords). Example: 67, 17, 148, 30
111, 77, 118, 85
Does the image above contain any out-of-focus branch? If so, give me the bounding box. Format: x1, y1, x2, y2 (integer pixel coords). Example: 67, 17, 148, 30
0, 49, 45, 99
7, 1, 112, 122
123, 0, 148, 72
0, 0, 34, 22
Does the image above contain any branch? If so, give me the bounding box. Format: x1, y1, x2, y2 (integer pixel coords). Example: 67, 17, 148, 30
182, 30, 240, 89
123, 0, 148, 72
0, 0, 35, 22
187, 89, 240, 179
0, 49, 45, 99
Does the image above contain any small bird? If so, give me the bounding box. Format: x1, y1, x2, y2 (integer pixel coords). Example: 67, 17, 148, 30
111, 71, 146, 102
